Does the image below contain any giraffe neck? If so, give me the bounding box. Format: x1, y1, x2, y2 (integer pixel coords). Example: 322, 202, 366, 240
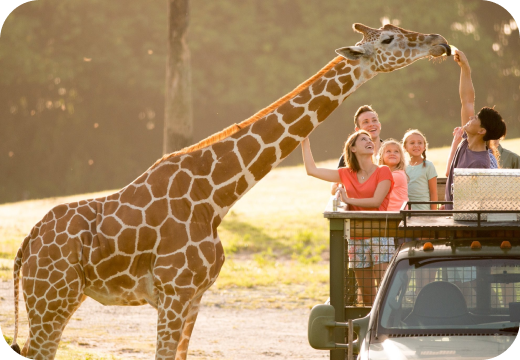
207, 58, 375, 215
145, 57, 376, 225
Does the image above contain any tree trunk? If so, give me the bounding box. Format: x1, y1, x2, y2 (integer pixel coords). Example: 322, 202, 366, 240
163, 0, 193, 154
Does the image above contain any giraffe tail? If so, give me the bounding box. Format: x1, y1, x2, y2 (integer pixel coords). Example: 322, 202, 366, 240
10, 242, 25, 354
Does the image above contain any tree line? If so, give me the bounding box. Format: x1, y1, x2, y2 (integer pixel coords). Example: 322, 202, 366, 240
0, 0, 518, 203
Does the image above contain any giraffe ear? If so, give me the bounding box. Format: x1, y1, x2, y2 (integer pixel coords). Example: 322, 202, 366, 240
336, 46, 365, 60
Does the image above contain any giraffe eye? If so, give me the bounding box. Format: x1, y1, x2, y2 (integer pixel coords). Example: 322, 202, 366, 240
382, 37, 394, 44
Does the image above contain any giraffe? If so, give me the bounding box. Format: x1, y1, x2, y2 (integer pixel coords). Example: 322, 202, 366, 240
10, 23, 450, 359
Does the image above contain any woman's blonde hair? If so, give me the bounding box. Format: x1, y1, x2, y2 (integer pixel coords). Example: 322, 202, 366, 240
378, 139, 407, 172
343, 130, 374, 172
402, 129, 429, 167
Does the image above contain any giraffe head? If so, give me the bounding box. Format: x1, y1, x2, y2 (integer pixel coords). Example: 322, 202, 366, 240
336, 23, 450, 73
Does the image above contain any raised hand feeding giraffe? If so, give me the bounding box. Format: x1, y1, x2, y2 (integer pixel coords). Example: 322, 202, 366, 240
10, 23, 450, 359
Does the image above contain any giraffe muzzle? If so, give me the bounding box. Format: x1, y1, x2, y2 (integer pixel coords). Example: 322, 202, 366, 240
440, 43, 452, 56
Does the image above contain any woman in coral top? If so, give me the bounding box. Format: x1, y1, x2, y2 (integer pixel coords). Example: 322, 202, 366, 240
301, 130, 394, 305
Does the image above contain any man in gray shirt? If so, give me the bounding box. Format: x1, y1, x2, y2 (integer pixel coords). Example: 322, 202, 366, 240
444, 50, 507, 210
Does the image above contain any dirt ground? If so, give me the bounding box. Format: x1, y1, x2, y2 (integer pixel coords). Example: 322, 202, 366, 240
0, 280, 329, 359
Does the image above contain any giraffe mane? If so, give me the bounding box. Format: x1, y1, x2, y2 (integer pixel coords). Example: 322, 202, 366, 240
155, 55, 344, 165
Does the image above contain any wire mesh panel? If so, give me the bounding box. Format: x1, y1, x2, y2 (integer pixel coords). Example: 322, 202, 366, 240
343, 215, 452, 307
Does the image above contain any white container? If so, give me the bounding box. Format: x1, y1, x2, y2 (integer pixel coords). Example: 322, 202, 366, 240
452, 168, 520, 221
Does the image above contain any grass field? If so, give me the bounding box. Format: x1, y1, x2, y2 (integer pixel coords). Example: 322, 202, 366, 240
1, 138, 520, 285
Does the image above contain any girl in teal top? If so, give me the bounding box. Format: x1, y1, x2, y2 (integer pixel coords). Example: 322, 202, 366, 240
402, 129, 438, 210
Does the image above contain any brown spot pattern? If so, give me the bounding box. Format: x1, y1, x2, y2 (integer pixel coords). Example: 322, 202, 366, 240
211, 151, 242, 185
199, 241, 216, 264
53, 205, 67, 219
278, 102, 305, 125
145, 199, 169, 227
186, 246, 203, 271
118, 228, 137, 254
339, 75, 354, 94
189, 203, 214, 242
106, 274, 135, 290
147, 164, 179, 198
211, 141, 234, 159
97, 255, 131, 279
116, 205, 143, 227
288, 115, 313, 137
308, 96, 339, 123
169, 171, 192, 199
353, 67, 361, 80
181, 150, 213, 176
311, 78, 326, 94
237, 136, 261, 167
175, 269, 193, 286
158, 218, 189, 254
326, 80, 341, 96
55, 210, 74, 233
212, 215, 221, 238
155, 252, 185, 269
170, 198, 192, 222
103, 201, 119, 216
190, 178, 213, 202
133, 172, 149, 185
279, 137, 299, 159
137, 226, 157, 251
100, 216, 122, 237
130, 253, 153, 277
120, 185, 152, 208
251, 114, 285, 144
292, 87, 311, 105
67, 215, 89, 236
77, 205, 96, 221
213, 182, 238, 208
248, 147, 277, 181
235, 176, 248, 195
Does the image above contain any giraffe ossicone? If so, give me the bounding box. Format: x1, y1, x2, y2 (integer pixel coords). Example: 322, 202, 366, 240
10, 23, 449, 359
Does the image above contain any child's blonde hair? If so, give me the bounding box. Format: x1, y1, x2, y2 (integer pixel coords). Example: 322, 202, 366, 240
402, 129, 429, 167
378, 139, 407, 172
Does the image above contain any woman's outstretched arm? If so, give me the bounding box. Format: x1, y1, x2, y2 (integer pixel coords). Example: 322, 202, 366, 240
301, 138, 341, 183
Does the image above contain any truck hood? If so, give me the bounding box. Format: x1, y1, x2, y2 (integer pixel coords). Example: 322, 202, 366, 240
367, 336, 515, 360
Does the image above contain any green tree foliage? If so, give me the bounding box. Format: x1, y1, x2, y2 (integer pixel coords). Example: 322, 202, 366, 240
0, 0, 518, 203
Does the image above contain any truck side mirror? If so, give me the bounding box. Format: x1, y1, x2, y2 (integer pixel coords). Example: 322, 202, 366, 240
308, 304, 338, 349
308, 304, 370, 352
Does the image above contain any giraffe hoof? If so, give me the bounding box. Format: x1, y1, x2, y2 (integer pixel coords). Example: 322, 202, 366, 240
11, 343, 21, 354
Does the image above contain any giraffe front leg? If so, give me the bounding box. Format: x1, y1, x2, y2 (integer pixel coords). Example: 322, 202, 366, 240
155, 289, 194, 360
175, 295, 202, 360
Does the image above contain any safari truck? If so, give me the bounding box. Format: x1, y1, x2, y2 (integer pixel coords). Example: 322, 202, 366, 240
309, 174, 520, 360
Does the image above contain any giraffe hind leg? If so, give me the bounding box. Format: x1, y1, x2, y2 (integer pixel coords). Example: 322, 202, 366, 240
23, 267, 86, 359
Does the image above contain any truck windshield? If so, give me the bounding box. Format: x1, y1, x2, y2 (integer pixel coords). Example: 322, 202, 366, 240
379, 257, 520, 334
